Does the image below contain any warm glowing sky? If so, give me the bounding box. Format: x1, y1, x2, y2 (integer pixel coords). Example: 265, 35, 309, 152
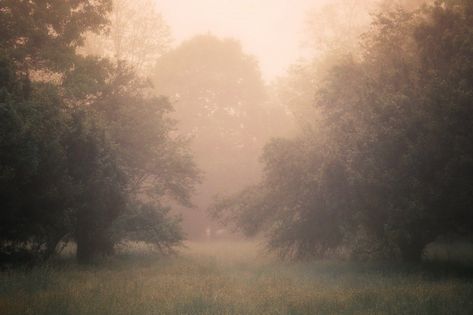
156, 0, 327, 81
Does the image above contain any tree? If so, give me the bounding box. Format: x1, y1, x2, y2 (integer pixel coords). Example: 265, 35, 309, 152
63, 108, 127, 263
212, 137, 352, 259
0, 0, 198, 264
337, 0, 473, 261
214, 0, 473, 262
82, 0, 171, 75
0, 56, 75, 263
0, 0, 113, 264
304, 0, 428, 56
70, 62, 199, 261
0, 0, 111, 74
53, 53, 199, 263
305, 0, 375, 56
152, 34, 275, 238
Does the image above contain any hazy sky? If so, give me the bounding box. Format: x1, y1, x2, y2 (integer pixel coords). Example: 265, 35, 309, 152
156, 0, 326, 81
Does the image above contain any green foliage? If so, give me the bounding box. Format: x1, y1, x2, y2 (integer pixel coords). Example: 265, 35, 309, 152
214, 1, 473, 262
93, 64, 199, 206
111, 202, 183, 254
0, 55, 73, 263
0, 0, 111, 72
65, 109, 127, 263
63, 60, 199, 263
0, 0, 198, 265
213, 137, 352, 259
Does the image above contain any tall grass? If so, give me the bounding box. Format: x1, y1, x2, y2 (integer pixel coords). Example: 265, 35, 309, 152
1, 241, 473, 315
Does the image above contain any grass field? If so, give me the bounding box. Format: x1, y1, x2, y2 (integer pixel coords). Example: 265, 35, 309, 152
1, 241, 473, 315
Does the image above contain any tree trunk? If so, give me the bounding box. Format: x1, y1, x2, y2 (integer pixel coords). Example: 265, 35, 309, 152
76, 229, 96, 264
76, 227, 114, 264
399, 239, 425, 263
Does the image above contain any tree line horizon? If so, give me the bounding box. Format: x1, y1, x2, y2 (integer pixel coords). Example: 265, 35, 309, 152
1, 0, 472, 265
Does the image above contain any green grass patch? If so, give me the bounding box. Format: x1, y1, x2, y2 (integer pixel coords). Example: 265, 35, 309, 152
1, 241, 473, 315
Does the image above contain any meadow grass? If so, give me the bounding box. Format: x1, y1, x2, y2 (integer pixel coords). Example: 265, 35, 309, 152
1, 241, 473, 315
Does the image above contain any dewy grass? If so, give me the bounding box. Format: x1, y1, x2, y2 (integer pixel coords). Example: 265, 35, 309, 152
1, 241, 473, 315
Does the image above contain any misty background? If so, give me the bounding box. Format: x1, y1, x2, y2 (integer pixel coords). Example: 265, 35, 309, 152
3, 1, 473, 313
120, 0, 424, 239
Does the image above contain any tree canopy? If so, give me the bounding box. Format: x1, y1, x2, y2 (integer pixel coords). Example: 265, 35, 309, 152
0, 0, 198, 264
213, 0, 473, 262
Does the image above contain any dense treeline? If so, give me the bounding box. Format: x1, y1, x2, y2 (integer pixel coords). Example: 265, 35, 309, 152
2, 0, 472, 266
0, 0, 198, 264
213, 0, 473, 262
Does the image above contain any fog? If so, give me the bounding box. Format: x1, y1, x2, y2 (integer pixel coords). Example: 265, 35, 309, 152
149, 0, 382, 239
6, 0, 473, 269
4, 1, 473, 312
158, 0, 327, 80
79, 0, 427, 240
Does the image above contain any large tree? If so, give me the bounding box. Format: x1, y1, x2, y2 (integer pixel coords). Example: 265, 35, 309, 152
152, 35, 278, 238
0, 0, 198, 264
0, 0, 113, 264
65, 60, 199, 262
0, 56, 74, 263
214, 0, 473, 262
